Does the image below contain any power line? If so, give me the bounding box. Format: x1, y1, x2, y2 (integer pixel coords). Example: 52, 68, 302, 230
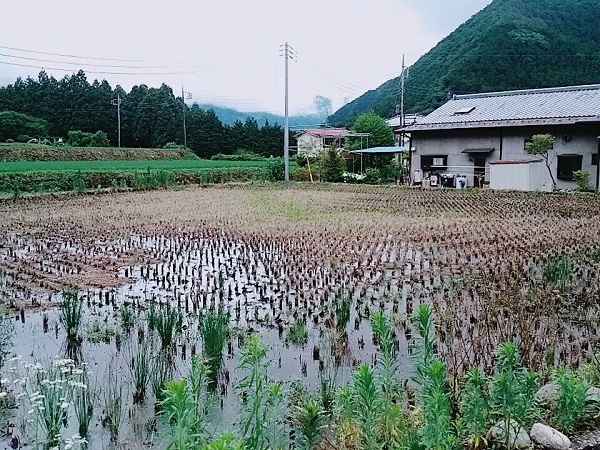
0, 44, 144, 62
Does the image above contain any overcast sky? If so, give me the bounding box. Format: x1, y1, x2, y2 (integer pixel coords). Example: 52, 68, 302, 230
0, 0, 492, 115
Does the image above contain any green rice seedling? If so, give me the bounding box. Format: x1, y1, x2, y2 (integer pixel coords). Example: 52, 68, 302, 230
490, 342, 540, 449
200, 311, 228, 385
148, 300, 158, 331
295, 398, 326, 450
72, 364, 93, 438
286, 322, 308, 345
59, 289, 84, 340
555, 368, 589, 432
119, 304, 136, 333
351, 363, 380, 450
458, 367, 489, 450
543, 256, 572, 288
155, 306, 183, 350
103, 367, 124, 442
419, 360, 456, 450
129, 338, 152, 403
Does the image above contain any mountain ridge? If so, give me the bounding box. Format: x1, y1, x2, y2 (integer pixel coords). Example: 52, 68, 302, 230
328, 0, 600, 126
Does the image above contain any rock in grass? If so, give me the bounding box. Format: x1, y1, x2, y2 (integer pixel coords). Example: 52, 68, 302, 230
530, 423, 571, 450
535, 382, 559, 404
487, 419, 532, 449
585, 386, 600, 403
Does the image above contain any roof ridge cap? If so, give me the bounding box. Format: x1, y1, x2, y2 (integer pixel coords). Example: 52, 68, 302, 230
454, 84, 600, 100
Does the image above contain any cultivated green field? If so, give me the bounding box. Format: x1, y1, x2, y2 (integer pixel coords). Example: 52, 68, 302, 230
0, 159, 269, 173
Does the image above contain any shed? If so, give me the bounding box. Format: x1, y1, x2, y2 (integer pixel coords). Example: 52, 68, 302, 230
489, 159, 551, 192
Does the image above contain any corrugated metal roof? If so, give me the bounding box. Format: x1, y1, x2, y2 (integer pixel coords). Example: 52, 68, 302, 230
404, 84, 600, 131
297, 128, 349, 137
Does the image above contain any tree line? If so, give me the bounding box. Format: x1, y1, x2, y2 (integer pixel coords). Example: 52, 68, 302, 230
0, 70, 290, 157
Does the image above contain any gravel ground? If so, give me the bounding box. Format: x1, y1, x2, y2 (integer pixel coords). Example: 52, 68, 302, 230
570, 430, 600, 449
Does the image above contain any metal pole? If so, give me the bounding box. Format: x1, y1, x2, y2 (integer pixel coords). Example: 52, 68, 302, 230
284, 42, 290, 181
182, 86, 187, 150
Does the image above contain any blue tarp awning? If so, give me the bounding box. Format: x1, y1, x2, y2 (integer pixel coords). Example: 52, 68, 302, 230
349, 146, 408, 154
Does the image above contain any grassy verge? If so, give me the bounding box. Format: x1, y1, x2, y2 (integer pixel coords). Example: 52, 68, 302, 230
0, 167, 272, 194
0, 159, 271, 172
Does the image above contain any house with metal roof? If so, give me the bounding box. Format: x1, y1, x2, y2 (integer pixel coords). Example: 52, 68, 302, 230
295, 128, 350, 156
402, 84, 600, 190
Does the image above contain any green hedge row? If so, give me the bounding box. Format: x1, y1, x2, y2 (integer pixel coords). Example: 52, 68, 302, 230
0, 167, 272, 194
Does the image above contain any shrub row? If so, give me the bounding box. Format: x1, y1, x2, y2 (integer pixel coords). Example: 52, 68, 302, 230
0, 167, 272, 194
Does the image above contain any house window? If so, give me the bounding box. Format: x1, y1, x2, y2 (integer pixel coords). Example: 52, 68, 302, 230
421, 155, 447, 171
593, 154, 598, 166
557, 154, 583, 181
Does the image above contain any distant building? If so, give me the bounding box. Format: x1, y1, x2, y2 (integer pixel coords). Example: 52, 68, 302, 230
386, 114, 422, 147
295, 128, 350, 156
402, 84, 600, 190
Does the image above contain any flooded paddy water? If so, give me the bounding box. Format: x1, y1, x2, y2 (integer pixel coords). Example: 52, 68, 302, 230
1, 184, 600, 448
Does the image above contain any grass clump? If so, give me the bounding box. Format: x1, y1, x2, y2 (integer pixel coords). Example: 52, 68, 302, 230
286, 322, 308, 345
59, 289, 84, 340
543, 256, 572, 288
200, 310, 228, 385
103, 366, 124, 442
154, 306, 183, 350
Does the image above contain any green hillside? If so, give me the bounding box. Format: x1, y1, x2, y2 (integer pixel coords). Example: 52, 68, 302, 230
329, 0, 600, 126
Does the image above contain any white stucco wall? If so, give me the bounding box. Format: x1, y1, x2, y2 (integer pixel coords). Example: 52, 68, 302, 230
410, 127, 599, 190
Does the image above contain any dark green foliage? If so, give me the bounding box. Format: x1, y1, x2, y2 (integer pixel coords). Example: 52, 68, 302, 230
329, 0, 600, 125
348, 112, 394, 149
0, 111, 48, 142
265, 157, 285, 181
68, 130, 110, 147
0, 71, 294, 155
319, 147, 346, 182
154, 307, 183, 350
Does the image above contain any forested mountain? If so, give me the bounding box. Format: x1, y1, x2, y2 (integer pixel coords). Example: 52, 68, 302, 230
0, 70, 291, 157
329, 0, 600, 126
201, 104, 326, 128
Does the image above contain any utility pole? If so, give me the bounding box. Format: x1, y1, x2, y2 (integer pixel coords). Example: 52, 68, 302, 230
111, 94, 121, 147
281, 42, 295, 181
181, 87, 192, 150
400, 54, 406, 129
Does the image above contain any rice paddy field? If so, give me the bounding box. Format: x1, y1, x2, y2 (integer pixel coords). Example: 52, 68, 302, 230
1, 184, 600, 449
